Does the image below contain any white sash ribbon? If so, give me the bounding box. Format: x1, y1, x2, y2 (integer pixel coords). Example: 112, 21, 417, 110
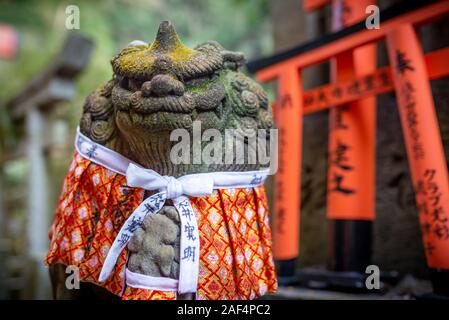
99, 163, 208, 293
74, 127, 268, 294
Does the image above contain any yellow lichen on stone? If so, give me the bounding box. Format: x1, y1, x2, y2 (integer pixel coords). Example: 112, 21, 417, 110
115, 50, 155, 73
112, 21, 222, 80
165, 45, 196, 63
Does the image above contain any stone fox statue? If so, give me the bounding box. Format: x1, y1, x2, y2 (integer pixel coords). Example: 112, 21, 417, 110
46, 21, 277, 300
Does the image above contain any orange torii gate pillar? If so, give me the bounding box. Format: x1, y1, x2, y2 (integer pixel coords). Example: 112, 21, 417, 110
273, 68, 303, 280
387, 24, 449, 296
327, 0, 376, 275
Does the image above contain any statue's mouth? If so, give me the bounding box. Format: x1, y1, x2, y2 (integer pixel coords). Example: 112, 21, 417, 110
113, 72, 227, 131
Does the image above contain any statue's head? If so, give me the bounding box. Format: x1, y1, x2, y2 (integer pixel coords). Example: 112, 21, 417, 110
80, 21, 274, 176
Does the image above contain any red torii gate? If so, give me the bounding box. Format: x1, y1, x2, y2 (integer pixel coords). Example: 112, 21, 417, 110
247, 0, 449, 295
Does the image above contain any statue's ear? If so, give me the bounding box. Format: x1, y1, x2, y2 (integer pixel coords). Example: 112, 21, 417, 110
195, 41, 245, 71
222, 50, 245, 71
194, 40, 223, 51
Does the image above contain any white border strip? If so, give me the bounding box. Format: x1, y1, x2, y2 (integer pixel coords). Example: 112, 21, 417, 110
75, 127, 269, 188
125, 268, 178, 292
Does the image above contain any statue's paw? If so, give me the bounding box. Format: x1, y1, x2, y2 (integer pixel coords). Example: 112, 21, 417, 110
127, 205, 180, 278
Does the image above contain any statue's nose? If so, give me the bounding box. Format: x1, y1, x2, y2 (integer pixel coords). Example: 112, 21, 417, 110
141, 74, 185, 97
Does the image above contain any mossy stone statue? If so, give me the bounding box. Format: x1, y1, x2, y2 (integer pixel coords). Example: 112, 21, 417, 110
48, 21, 275, 300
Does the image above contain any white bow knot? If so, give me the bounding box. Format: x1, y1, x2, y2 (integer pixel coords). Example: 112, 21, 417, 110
165, 176, 183, 199
98, 163, 208, 293
125, 163, 214, 199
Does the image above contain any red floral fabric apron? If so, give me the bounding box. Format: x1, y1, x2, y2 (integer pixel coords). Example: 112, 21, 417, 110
45, 151, 277, 300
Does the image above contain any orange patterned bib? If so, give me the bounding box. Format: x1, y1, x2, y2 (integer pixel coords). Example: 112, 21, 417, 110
46, 151, 277, 300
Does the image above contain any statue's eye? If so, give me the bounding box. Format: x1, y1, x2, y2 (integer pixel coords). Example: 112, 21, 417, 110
185, 76, 207, 89
128, 79, 143, 92
119, 77, 129, 90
